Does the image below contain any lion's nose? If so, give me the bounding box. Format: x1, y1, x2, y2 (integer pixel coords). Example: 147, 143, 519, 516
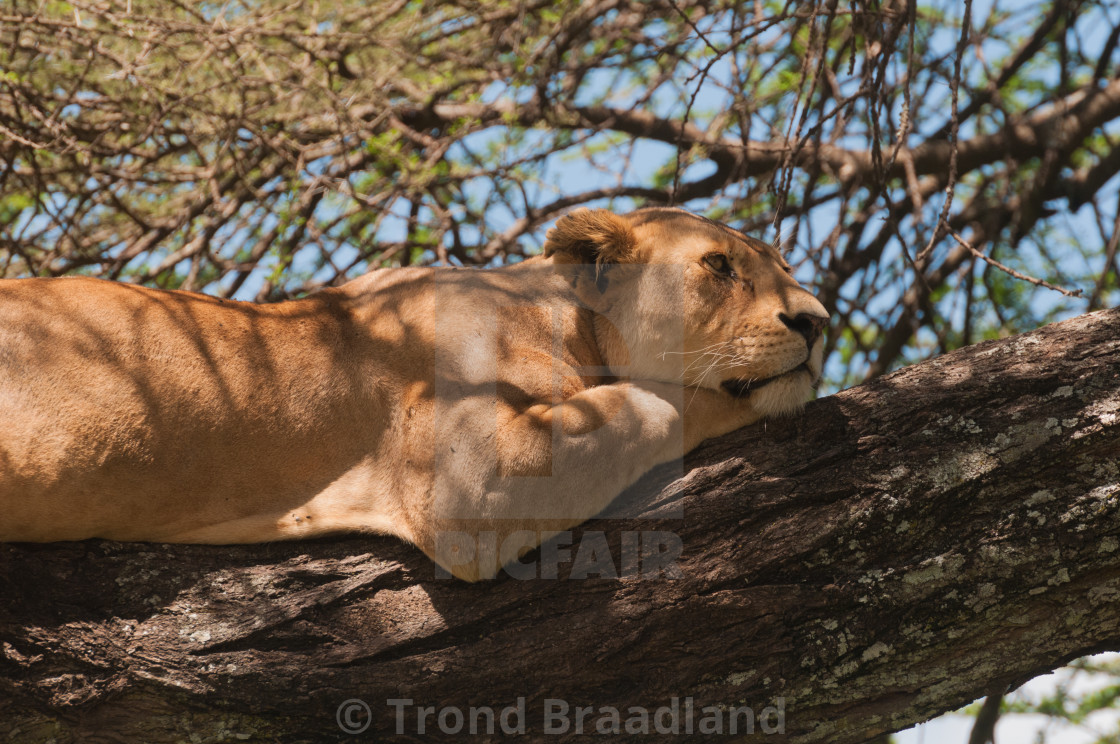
779, 312, 829, 348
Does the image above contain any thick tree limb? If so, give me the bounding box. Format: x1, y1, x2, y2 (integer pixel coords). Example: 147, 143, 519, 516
1, 308, 1118, 743
390, 77, 1120, 193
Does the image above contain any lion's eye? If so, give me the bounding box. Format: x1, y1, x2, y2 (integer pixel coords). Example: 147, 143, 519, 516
703, 253, 736, 278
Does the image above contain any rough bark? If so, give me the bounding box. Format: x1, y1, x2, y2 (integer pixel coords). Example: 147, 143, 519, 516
2, 307, 1119, 744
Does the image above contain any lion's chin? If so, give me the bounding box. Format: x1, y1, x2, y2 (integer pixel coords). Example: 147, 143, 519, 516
721, 364, 817, 417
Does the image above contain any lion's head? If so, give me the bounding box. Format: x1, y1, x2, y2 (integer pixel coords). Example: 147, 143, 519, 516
543, 207, 829, 416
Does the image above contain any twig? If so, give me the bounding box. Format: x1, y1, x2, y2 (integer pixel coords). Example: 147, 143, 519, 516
916, 0, 972, 264
949, 228, 1083, 297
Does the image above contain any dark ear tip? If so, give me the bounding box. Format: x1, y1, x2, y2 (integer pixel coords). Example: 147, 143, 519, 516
542, 208, 636, 263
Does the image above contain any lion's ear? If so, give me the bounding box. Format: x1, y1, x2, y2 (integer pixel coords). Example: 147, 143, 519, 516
542, 209, 636, 266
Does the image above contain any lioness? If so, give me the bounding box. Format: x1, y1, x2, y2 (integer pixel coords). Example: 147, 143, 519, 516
0, 207, 827, 580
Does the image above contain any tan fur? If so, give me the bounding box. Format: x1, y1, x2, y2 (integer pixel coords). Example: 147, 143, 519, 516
0, 208, 828, 580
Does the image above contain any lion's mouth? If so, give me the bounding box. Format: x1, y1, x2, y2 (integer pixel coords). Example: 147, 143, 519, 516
721, 362, 813, 398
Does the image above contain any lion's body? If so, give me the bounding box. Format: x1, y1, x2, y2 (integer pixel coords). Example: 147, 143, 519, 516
0, 208, 828, 580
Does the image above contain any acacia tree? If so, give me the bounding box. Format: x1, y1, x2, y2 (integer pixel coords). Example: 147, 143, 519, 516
2, 1, 1118, 381
1, 0, 1119, 740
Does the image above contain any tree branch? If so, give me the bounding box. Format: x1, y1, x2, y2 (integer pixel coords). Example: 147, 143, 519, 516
385, 77, 1120, 197
1, 307, 1118, 743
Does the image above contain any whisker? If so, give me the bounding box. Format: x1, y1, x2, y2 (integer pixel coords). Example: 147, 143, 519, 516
661, 340, 739, 357
684, 350, 732, 410
682, 349, 739, 380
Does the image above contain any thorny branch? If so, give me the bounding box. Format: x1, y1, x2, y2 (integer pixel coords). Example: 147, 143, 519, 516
0, 0, 1118, 382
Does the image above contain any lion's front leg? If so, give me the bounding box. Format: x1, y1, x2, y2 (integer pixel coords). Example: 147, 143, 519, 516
416, 381, 763, 581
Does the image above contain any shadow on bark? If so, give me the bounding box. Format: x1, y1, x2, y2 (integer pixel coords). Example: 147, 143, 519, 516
2, 308, 1119, 743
